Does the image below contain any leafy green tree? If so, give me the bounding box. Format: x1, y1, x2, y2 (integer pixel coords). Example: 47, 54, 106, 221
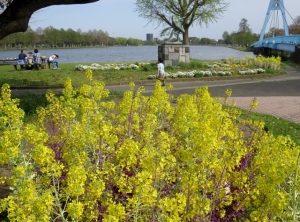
43, 26, 56, 46
217, 39, 223, 44
35, 27, 44, 36
65, 28, 77, 46
82, 32, 93, 46
127, 38, 143, 46
144, 39, 156, 45
222, 18, 258, 46
227, 31, 237, 45
188, 37, 201, 45
199, 37, 213, 45
222, 31, 229, 43
135, 0, 228, 45
238, 18, 251, 33
0, 0, 99, 40
115, 37, 127, 46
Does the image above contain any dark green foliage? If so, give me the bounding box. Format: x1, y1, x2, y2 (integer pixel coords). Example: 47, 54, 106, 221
165, 65, 176, 71
141, 62, 157, 71
194, 72, 203, 77
142, 64, 153, 71
179, 59, 204, 70
15, 93, 48, 116
106, 90, 124, 100
264, 69, 277, 74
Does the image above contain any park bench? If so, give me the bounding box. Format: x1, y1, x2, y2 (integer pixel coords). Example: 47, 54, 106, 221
0, 57, 48, 70
0, 59, 19, 70
0, 59, 18, 65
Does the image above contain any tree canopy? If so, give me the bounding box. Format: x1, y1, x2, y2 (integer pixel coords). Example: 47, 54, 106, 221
0, 0, 98, 40
222, 18, 257, 46
134, 0, 228, 45
238, 18, 251, 33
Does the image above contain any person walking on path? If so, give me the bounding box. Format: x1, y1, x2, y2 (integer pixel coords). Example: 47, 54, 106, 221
157, 58, 165, 86
48, 54, 59, 69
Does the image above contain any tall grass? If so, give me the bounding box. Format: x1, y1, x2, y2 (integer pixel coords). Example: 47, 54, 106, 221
178, 59, 205, 70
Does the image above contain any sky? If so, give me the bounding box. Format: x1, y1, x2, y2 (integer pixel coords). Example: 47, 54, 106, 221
28, 0, 300, 41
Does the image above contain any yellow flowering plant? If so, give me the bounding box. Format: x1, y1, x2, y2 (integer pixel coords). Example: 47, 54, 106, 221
0, 69, 299, 221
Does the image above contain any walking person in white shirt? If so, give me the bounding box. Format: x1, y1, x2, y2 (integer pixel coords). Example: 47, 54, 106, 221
157, 58, 165, 86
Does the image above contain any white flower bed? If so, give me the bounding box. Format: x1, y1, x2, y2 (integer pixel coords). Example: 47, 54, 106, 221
147, 68, 265, 79
75, 63, 144, 71
238, 68, 266, 75
74, 62, 265, 79
197, 70, 212, 76
211, 71, 232, 76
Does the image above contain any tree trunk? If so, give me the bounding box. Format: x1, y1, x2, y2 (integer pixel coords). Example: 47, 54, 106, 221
0, 0, 99, 40
183, 28, 189, 45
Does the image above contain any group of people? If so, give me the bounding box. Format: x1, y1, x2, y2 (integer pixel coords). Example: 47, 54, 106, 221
17, 49, 60, 70
18, 49, 165, 87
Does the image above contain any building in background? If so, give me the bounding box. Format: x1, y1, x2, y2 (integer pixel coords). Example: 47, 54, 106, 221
146, 33, 153, 41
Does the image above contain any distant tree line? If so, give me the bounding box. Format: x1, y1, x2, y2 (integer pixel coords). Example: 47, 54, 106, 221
0, 26, 157, 49
221, 17, 300, 47
2, 16, 300, 49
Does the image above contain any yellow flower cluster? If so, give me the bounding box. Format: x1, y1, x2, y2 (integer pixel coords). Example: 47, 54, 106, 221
226, 55, 282, 71
0, 69, 299, 221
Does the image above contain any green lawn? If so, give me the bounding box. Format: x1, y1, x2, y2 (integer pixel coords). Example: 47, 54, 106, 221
239, 108, 300, 145
0, 62, 157, 87
0, 58, 288, 87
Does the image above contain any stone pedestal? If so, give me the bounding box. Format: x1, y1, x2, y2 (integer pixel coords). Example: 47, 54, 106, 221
158, 44, 190, 67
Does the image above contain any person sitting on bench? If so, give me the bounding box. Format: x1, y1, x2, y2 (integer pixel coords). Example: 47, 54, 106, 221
26, 52, 34, 69
16, 49, 27, 70
33, 49, 42, 69
48, 54, 59, 69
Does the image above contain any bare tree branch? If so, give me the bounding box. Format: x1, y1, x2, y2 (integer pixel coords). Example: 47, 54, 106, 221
135, 0, 228, 45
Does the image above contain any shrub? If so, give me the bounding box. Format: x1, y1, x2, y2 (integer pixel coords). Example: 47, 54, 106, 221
179, 60, 204, 70
194, 71, 203, 78
16, 93, 49, 116
142, 64, 153, 71
0, 70, 299, 221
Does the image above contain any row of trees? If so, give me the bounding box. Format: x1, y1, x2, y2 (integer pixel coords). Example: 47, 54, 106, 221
2, 17, 300, 49
1, 15, 300, 49
0, 26, 157, 49
0, 25, 225, 49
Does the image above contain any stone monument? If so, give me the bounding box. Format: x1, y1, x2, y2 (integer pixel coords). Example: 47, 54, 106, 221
158, 16, 190, 66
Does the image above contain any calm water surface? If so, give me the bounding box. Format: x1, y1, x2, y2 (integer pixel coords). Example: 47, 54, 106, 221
0, 46, 254, 64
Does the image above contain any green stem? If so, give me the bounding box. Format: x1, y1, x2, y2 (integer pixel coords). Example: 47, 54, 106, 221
292, 152, 300, 221
52, 174, 68, 222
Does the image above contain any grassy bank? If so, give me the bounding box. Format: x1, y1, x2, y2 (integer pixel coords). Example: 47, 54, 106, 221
239, 108, 300, 145
0, 58, 287, 87
0, 62, 155, 87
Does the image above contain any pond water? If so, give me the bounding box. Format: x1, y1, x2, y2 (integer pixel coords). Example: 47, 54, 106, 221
0, 45, 254, 64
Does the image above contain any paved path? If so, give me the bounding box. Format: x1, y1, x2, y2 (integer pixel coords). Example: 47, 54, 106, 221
11, 67, 300, 124
106, 66, 300, 124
